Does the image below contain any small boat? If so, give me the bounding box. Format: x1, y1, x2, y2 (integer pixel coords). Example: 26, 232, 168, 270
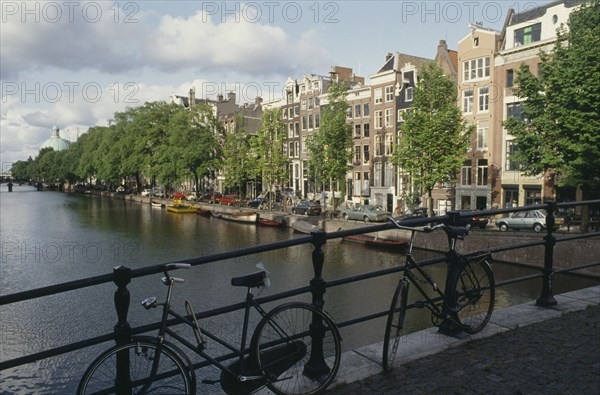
196, 208, 211, 217
219, 211, 258, 224
342, 234, 409, 251
166, 199, 197, 213
211, 211, 223, 218
258, 218, 282, 227
151, 200, 165, 208
292, 220, 321, 234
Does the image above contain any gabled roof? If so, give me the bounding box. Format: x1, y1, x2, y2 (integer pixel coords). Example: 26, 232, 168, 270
374, 52, 433, 75
508, 0, 583, 26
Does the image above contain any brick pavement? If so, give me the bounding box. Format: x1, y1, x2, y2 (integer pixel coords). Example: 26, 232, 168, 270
325, 304, 600, 395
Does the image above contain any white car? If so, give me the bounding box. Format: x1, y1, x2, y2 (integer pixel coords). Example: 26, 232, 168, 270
141, 189, 152, 197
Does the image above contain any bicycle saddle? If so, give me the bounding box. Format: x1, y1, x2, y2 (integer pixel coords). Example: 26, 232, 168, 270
231, 270, 267, 288
446, 225, 469, 239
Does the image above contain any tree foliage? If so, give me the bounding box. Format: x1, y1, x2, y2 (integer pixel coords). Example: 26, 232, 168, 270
393, 63, 471, 215
504, 0, 600, 191
223, 115, 251, 195
306, 81, 352, 202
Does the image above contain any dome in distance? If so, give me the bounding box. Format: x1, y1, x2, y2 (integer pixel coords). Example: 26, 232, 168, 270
40, 126, 70, 151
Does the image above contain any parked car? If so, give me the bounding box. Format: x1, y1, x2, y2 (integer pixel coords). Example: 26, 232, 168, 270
141, 189, 152, 197
247, 197, 267, 208
495, 210, 564, 233
292, 201, 322, 216
399, 207, 429, 219
454, 210, 489, 229
219, 195, 239, 206
171, 192, 186, 199
341, 205, 388, 222
199, 193, 222, 203
186, 193, 197, 201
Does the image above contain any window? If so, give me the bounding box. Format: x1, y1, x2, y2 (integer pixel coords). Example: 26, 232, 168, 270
374, 162, 382, 187
354, 146, 361, 164
314, 96, 320, 106
288, 123, 294, 138
354, 173, 361, 196
363, 123, 370, 138
288, 142, 294, 158
478, 86, 489, 112
295, 141, 300, 158
463, 56, 490, 81
374, 110, 383, 129
302, 136, 307, 153
405, 87, 413, 102
504, 187, 519, 208
363, 103, 370, 116
505, 141, 520, 171
362, 172, 370, 196
515, 23, 541, 46
346, 107, 352, 118
506, 69, 514, 88
308, 97, 313, 110
384, 108, 393, 127
354, 104, 361, 118
461, 160, 472, 186
301, 99, 306, 110
354, 124, 361, 138
294, 106, 299, 116
314, 114, 320, 129
295, 122, 300, 136
385, 85, 394, 102
363, 145, 370, 164
477, 159, 488, 186
473, 37, 479, 47
477, 120, 489, 150
375, 135, 382, 156
301, 115, 307, 130
525, 187, 541, 205
462, 89, 473, 113
384, 163, 393, 187
507, 102, 524, 121
308, 114, 313, 129
374, 88, 383, 104
385, 133, 393, 156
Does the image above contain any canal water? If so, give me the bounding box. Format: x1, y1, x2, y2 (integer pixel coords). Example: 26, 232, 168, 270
1, 185, 596, 394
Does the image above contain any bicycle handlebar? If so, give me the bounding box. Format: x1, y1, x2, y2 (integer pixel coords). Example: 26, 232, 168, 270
388, 216, 467, 237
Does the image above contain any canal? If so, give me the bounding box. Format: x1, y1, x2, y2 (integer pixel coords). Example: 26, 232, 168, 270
1, 185, 597, 394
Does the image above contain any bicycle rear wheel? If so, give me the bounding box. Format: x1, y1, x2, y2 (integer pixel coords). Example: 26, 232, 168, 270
251, 302, 341, 395
77, 337, 194, 395
382, 279, 409, 372
454, 259, 495, 334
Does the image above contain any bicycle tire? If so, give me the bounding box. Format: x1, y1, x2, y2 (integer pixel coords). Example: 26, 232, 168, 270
382, 279, 409, 372
77, 336, 195, 395
251, 302, 341, 395
454, 259, 495, 334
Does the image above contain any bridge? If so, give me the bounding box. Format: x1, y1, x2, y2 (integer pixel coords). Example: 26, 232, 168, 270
0, 200, 599, 393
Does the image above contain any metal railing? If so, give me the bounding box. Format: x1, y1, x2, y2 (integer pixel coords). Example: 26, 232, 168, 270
1, 200, 599, 387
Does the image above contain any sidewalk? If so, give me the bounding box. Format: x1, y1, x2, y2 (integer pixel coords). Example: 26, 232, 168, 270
326, 285, 600, 394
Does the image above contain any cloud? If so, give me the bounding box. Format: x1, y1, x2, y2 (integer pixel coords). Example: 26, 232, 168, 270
1, 3, 331, 80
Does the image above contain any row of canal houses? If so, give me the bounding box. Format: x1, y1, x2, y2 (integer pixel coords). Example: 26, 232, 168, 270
171, 0, 584, 215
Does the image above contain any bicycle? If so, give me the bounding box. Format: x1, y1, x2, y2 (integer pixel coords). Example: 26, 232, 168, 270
78, 263, 342, 395
382, 217, 495, 372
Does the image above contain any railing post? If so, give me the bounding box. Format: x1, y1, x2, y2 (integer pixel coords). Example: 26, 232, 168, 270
304, 229, 329, 379
536, 201, 558, 307
113, 265, 132, 395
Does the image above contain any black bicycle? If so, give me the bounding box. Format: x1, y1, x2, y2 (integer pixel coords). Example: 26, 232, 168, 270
382, 218, 495, 371
78, 263, 342, 395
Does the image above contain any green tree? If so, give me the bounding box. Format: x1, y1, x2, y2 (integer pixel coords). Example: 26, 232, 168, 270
223, 115, 251, 196
306, 81, 352, 209
393, 63, 471, 216
504, 0, 600, 195
251, 109, 287, 207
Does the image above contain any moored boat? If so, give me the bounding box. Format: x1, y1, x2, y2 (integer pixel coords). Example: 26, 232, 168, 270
258, 218, 282, 227
218, 211, 258, 223
342, 234, 409, 251
151, 200, 165, 208
166, 199, 197, 213
196, 208, 211, 217
291, 220, 321, 234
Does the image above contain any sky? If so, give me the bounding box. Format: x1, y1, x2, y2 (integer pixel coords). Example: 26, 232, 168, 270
0, 0, 554, 169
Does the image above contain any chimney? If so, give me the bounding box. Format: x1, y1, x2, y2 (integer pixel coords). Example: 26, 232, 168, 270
255, 96, 263, 105
188, 87, 196, 106
228, 92, 236, 102
217, 94, 223, 102
386, 52, 393, 62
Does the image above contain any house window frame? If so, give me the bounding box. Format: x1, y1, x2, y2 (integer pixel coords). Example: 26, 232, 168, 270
462, 89, 474, 113
374, 88, 383, 104
476, 120, 489, 151
478, 86, 490, 112
385, 85, 394, 102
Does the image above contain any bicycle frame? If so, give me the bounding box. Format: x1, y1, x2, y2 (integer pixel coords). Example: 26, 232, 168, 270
153, 275, 273, 384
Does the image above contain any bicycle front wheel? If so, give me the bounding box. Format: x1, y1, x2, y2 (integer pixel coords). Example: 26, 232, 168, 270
77, 337, 194, 395
382, 279, 409, 372
251, 302, 341, 395
454, 258, 495, 334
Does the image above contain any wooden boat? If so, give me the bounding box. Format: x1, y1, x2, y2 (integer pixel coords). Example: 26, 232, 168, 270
151, 200, 164, 208
218, 211, 258, 223
342, 234, 409, 251
166, 199, 197, 213
196, 208, 211, 217
258, 218, 282, 227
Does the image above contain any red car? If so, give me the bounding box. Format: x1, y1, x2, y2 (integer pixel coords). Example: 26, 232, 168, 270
171, 192, 186, 199
219, 195, 239, 206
